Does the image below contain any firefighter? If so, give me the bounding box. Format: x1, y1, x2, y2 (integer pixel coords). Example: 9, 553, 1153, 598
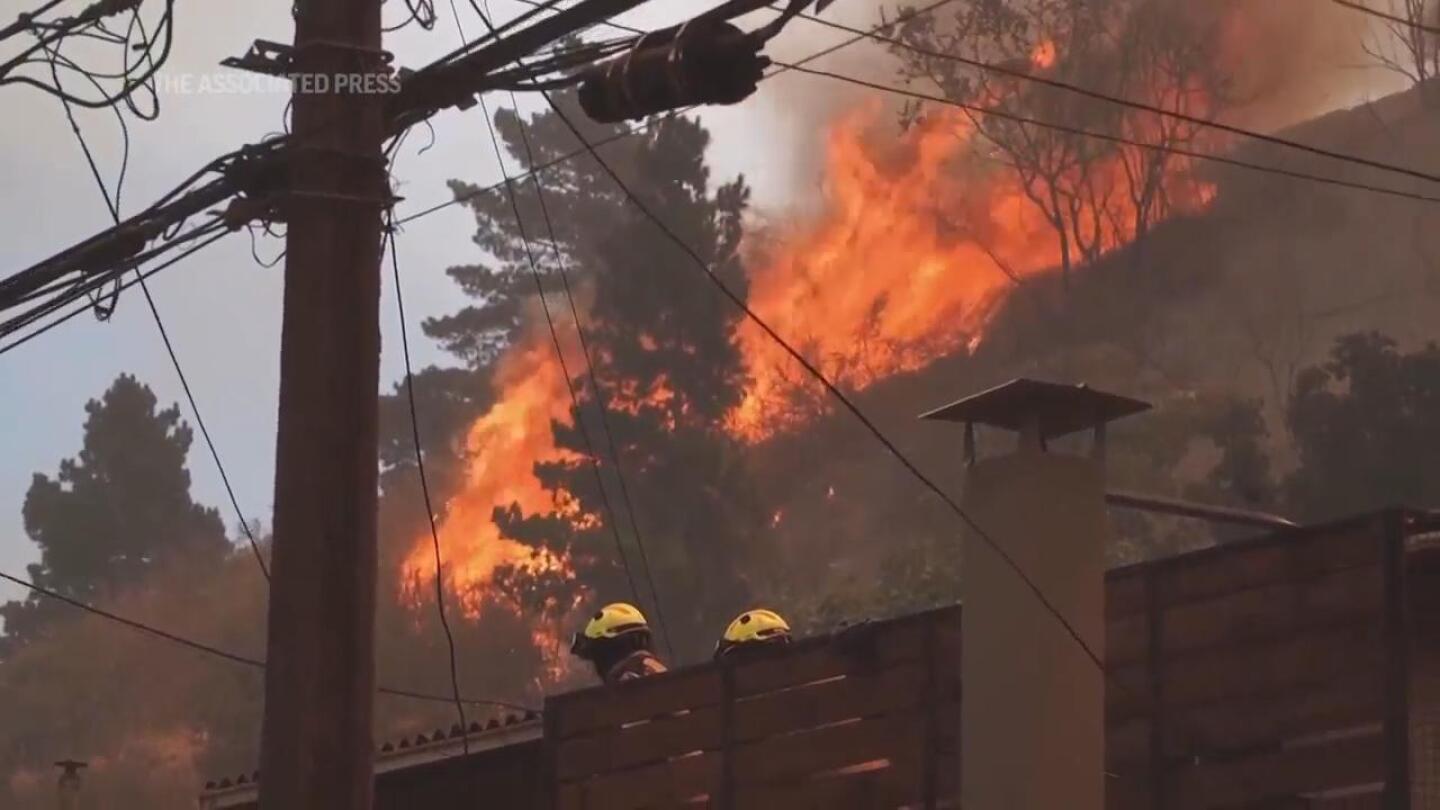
570, 602, 668, 684
713, 608, 792, 661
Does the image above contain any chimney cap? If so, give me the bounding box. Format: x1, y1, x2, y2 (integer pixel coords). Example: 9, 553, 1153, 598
919, 378, 1149, 439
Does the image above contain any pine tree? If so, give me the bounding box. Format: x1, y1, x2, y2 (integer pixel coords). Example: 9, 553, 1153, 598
429, 92, 765, 661
1, 374, 228, 649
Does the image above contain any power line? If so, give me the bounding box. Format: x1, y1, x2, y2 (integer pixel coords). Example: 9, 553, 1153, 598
393, 108, 693, 226
789, 4, 1440, 189
0, 224, 229, 356
458, 0, 674, 658
1331, 0, 1440, 35
392, 0, 960, 228
0, 567, 537, 713
1, 0, 177, 111
0, 0, 67, 43
49, 62, 271, 582
395, 0, 1439, 233
384, 214, 469, 750
784, 64, 1440, 206
508, 117, 676, 661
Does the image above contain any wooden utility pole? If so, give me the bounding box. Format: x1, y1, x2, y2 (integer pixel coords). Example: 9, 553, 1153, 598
257, 0, 387, 806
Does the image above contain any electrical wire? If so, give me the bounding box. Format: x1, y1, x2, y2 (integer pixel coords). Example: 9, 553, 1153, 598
0, 567, 538, 713
783, 64, 1440, 205
398, 0, 1440, 233
392, 0, 960, 229
786, 4, 1440, 190
505, 109, 675, 662
0, 228, 228, 356
461, 0, 673, 659
383, 210, 469, 753
1331, 0, 1440, 35
385, 0, 438, 32
48, 62, 272, 582
0, 219, 230, 340
1, 0, 176, 110
0, 0, 68, 44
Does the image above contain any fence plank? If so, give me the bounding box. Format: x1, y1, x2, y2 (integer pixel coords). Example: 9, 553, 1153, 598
731, 708, 934, 787
730, 618, 933, 698
552, 669, 723, 740
1161, 564, 1382, 657
732, 662, 934, 743
557, 705, 721, 782
732, 751, 929, 810
1171, 731, 1385, 809
1160, 526, 1381, 611
1109, 621, 1383, 719
557, 750, 721, 810
1107, 522, 1382, 620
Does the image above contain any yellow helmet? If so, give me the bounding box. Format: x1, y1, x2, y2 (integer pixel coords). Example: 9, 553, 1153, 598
571, 602, 650, 659
715, 609, 791, 660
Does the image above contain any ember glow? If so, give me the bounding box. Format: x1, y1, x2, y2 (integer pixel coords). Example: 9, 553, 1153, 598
1030, 39, 1057, 70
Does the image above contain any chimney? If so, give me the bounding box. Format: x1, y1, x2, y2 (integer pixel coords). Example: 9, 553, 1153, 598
55, 760, 86, 810
921, 379, 1148, 809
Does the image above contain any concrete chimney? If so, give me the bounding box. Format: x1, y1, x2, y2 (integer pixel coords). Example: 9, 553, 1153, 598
55, 760, 85, 810
921, 379, 1148, 810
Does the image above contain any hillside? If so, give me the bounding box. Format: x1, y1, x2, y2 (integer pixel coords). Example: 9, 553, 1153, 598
743, 80, 1440, 609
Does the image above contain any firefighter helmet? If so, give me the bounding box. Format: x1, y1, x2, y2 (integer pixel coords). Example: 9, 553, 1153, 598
571, 602, 651, 660
714, 609, 791, 660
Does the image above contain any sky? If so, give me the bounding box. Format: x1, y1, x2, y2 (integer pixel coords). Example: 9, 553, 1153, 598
0, 0, 887, 602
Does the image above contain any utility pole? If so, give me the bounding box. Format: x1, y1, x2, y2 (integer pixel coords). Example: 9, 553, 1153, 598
257, 0, 386, 806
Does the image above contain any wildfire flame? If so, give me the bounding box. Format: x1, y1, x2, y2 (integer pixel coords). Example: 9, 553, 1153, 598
403, 76, 1217, 663
1031, 39, 1058, 70
728, 106, 1064, 440
398, 324, 579, 619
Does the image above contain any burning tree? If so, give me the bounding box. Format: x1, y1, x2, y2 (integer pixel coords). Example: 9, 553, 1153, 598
888, 0, 1230, 287
1109, 0, 1231, 249
403, 92, 766, 665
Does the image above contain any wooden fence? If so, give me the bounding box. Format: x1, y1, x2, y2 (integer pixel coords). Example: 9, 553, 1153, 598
200, 508, 1440, 809
540, 509, 1437, 810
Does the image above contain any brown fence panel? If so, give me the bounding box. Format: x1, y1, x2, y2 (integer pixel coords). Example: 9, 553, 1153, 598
542, 513, 1410, 810
1411, 528, 1440, 810
1169, 730, 1385, 809
1103, 515, 1397, 809
546, 608, 959, 810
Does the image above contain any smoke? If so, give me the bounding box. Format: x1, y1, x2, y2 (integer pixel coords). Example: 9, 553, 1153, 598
1213, 0, 1399, 130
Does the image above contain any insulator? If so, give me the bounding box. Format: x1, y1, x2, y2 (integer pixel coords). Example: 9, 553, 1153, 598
578, 20, 770, 124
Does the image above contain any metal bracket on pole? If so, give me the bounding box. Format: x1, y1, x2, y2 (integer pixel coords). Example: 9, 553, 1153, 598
221, 40, 297, 77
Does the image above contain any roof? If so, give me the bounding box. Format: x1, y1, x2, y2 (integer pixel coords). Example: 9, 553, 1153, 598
199, 710, 543, 808
919, 378, 1150, 439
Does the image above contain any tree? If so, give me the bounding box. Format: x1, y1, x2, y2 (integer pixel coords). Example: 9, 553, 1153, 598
1110, 0, 1231, 250
889, 0, 1232, 288
891, 0, 1125, 290
0, 374, 228, 649
1354, 0, 1439, 101
1284, 332, 1440, 520
422, 92, 765, 662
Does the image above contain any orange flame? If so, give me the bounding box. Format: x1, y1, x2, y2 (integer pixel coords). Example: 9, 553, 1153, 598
399, 323, 580, 619
727, 106, 1061, 439
1031, 39, 1057, 70
404, 82, 1216, 648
